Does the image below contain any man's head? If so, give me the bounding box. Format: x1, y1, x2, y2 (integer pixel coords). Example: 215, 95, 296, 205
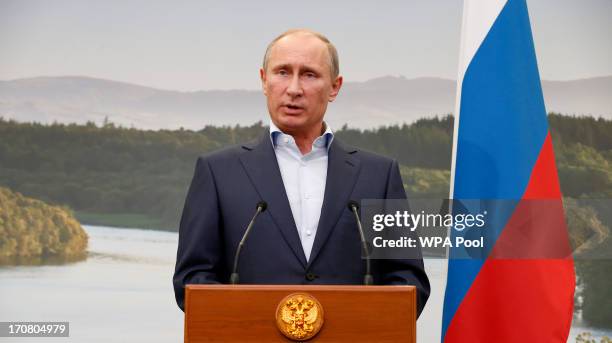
260, 29, 343, 137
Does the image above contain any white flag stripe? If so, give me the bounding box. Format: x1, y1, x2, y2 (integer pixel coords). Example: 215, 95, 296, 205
457, 0, 508, 85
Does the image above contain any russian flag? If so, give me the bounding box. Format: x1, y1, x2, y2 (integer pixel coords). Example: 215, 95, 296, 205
442, 0, 575, 342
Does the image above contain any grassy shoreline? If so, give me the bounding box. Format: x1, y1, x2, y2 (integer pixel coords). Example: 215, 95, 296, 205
75, 211, 176, 231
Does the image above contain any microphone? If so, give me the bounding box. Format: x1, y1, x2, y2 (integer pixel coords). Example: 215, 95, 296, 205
348, 200, 373, 285
230, 201, 268, 285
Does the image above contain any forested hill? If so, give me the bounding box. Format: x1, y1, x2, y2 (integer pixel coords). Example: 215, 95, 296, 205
0, 186, 88, 264
0, 113, 611, 229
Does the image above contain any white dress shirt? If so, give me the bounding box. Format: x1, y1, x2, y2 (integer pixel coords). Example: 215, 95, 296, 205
269, 121, 334, 262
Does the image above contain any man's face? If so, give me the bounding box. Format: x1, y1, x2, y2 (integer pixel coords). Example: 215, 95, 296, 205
260, 33, 342, 136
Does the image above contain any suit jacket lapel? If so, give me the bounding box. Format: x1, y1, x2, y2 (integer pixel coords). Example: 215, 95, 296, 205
308, 139, 361, 268
239, 134, 308, 267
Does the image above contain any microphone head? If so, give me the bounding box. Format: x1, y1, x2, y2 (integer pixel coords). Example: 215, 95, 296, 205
256, 201, 268, 212
347, 200, 359, 211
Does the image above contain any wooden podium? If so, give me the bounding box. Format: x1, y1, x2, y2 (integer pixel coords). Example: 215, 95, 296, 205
185, 284, 416, 342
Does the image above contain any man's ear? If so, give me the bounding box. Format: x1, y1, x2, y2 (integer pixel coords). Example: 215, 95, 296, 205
328, 75, 343, 102
260, 68, 268, 96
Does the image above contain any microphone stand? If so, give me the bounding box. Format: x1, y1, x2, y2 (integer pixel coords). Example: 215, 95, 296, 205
230, 201, 267, 284
348, 201, 373, 285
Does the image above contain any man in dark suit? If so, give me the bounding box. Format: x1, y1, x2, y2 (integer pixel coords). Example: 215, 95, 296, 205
173, 29, 430, 315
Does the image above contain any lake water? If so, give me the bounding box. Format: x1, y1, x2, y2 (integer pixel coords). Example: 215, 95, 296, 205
0, 225, 609, 342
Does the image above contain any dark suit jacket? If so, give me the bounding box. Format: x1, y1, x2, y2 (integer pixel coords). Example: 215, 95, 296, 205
173, 134, 430, 315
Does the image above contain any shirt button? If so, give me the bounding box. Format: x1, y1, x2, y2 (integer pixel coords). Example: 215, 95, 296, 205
304, 193, 311, 199
306, 230, 312, 236
283, 136, 290, 144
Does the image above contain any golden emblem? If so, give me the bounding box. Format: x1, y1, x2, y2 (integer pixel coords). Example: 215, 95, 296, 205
275, 293, 324, 341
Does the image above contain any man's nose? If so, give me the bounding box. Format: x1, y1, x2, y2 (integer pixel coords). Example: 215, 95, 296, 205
286, 73, 303, 97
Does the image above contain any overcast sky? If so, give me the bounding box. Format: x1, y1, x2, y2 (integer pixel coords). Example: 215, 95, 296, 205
0, 0, 610, 91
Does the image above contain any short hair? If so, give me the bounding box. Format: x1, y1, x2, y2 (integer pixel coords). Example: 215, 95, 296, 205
262, 29, 340, 79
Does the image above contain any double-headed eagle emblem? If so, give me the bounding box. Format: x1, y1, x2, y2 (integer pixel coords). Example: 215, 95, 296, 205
275, 293, 324, 341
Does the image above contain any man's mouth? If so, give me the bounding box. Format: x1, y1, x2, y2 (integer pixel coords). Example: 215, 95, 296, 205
282, 104, 304, 114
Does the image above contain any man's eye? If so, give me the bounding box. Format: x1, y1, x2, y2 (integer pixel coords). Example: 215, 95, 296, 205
304, 72, 317, 78
278, 70, 288, 76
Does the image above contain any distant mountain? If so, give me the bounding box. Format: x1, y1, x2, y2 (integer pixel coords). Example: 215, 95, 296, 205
0, 75, 610, 130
